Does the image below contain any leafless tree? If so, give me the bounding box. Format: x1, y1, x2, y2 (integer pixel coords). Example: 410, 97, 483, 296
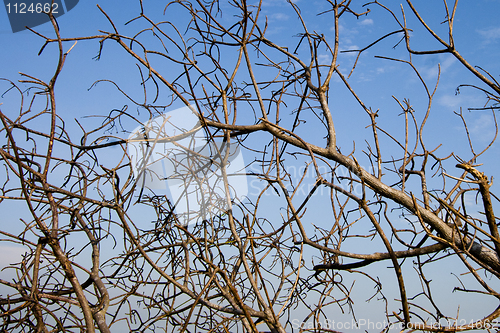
1, 0, 499, 332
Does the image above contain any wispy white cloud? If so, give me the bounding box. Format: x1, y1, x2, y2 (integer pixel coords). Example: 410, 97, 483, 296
262, 0, 298, 7
438, 90, 483, 111
438, 94, 464, 109
477, 27, 500, 43
318, 54, 331, 65
270, 13, 289, 21
470, 113, 497, 143
359, 18, 374, 26
261, 4, 291, 35
340, 45, 360, 57
422, 55, 456, 80
332, 23, 346, 33
440, 56, 456, 72
439, 94, 496, 143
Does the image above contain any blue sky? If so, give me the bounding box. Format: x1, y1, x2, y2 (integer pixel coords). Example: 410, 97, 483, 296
1, 1, 499, 150
1, 0, 500, 331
